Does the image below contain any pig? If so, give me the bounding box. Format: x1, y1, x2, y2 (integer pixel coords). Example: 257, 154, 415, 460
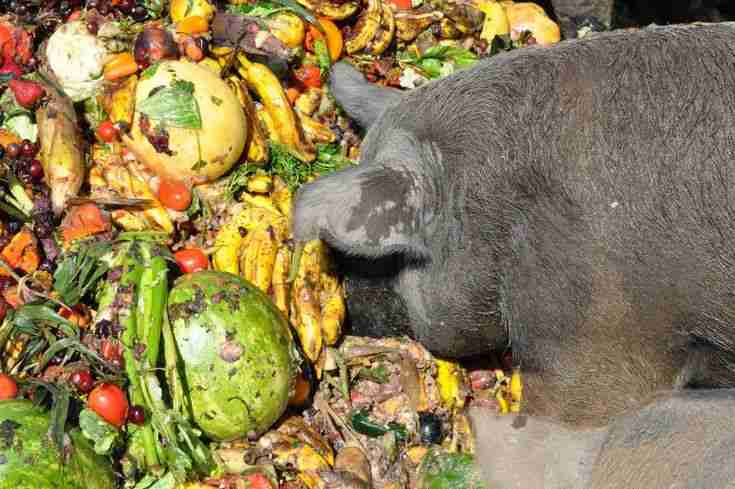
470, 389, 735, 488
293, 22, 735, 427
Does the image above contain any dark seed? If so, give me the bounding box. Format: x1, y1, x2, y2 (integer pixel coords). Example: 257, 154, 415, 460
418, 412, 444, 445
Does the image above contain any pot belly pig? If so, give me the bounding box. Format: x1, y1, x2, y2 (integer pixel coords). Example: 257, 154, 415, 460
470, 389, 735, 489
293, 22, 735, 426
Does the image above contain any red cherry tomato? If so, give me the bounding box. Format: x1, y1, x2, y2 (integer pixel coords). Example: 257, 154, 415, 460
158, 179, 193, 211
96, 120, 119, 143
88, 383, 129, 428
174, 248, 209, 274
294, 65, 322, 89
0, 374, 18, 400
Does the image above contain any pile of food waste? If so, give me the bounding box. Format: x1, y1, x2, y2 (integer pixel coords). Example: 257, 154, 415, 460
0, 0, 554, 487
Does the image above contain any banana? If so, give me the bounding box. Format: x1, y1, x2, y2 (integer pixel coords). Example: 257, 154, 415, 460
435, 358, 467, 410
259, 431, 331, 475
239, 229, 260, 285
36, 78, 84, 216
320, 284, 345, 346
271, 241, 293, 317
367, 0, 396, 56
292, 240, 324, 363
212, 206, 286, 274
253, 225, 280, 293
106, 74, 138, 128
227, 76, 269, 165
237, 54, 315, 162
295, 0, 359, 20
247, 174, 274, 194
297, 112, 337, 145
294, 88, 323, 116
509, 366, 523, 413
345, 0, 382, 54
271, 176, 293, 222
241, 193, 282, 215
440, 18, 462, 39
395, 11, 443, 42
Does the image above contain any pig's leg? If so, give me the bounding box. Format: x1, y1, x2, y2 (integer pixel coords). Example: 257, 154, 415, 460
469, 408, 605, 489
551, 0, 613, 38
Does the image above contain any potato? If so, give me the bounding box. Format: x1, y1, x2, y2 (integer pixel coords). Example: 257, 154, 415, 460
122, 60, 248, 184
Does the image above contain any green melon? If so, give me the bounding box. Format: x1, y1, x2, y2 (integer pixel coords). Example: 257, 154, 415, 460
0, 400, 116, 489
168, 271, 296, 441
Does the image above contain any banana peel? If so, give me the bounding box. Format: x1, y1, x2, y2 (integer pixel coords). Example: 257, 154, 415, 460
435, 358, 467, 410
295, 0, 359, 20
227, 76, 269, 164
212, 204, 286, 275
395, 11, 444, 42
104, 74, 138, 128
345, 0, 383, 54
476, 0, 510, 42
367, 0, 396, 56
237, 54, 315, 162
36, 79, 84, 216
297, 112, 337, 145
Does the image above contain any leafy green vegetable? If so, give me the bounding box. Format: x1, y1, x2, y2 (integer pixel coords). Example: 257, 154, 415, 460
137, 82, 202, 129
53, 240, 112, 307
4, 115, 37, 143
270, 142, 355, 191
399, 44, 479, 79
79, 409, 121, 456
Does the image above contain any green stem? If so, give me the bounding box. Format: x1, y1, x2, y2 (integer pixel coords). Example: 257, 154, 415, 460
136, 251, 168, 366
161, 307, 186, 416
119, 258, 160, 470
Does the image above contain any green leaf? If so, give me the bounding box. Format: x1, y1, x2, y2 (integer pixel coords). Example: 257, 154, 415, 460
137, 83, 202, 129
53, 241, 112, 306
228, 0, 324, 34
83, 96, 109, 130
3, 114, 37, 143
225, 163, 260, 201
48, 385, 70, 453
140, 62, 161, 81
79, 409, 121, 455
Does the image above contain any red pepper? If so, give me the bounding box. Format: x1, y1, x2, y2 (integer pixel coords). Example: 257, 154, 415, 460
294, 65, 322, 89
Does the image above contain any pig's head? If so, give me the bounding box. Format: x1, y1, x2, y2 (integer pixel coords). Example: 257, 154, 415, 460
292, 62, 504, 358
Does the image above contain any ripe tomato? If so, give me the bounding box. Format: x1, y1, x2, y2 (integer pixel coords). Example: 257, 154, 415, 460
0, 373, 18, 400
88, 383, 129, 428
174, 248, 209, 274
158, 179, 193, 211
294, 65, 322, 89
95, 120, 119, 143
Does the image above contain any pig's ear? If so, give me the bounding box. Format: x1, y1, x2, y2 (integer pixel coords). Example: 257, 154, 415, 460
292, 165, 429, 259
329, 61, 403, 130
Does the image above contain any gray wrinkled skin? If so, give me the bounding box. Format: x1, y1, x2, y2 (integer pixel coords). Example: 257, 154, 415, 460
470, 389, 735, 488
293, 23, 735, 426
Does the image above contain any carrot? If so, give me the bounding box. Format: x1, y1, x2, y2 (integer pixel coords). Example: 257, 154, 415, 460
103, 53, 139, 81
61, 203, 111, 245
317, 17, 343, 62
286, 87, 301, 105
176, 16, 209, 34
1, 227, 40, 275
